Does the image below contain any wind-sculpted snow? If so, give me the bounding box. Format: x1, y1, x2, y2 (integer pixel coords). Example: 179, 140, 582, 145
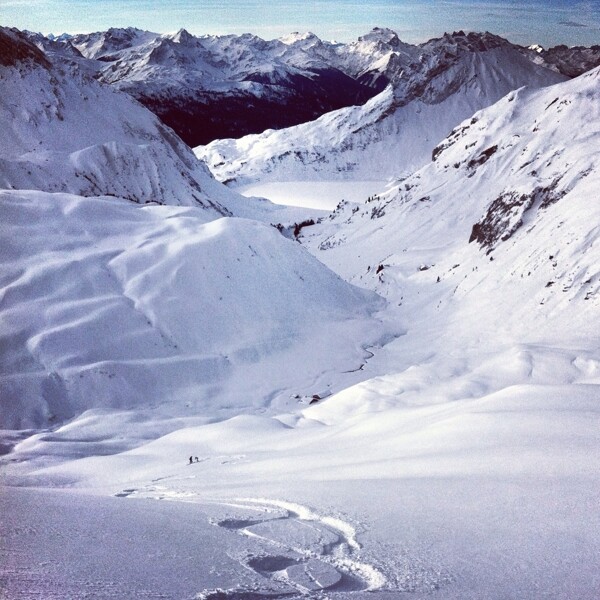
197, 39, 565, 186
0, 190, 387, 432
6, 347, 598, 596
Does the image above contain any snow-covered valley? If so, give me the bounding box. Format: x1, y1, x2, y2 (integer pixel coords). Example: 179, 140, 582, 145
1, 24, 599, 600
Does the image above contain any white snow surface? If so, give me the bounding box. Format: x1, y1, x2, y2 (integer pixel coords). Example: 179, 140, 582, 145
1, 30, 600, 600
0, 190, 387, 433
236, 180, 390, 210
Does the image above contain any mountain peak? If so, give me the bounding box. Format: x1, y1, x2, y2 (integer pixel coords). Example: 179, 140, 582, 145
280, 31, 321, 45
104, 26, 148, 41
168, 28, 196, 44
358, 27, 402, 48
425, 30, 510, 53
47, 32, 73, 42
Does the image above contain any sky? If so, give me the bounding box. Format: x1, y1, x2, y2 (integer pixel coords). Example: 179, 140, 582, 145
2, 0, 599, 47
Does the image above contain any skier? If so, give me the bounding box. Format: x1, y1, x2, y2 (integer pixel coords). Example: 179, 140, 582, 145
189, 456, 193, 465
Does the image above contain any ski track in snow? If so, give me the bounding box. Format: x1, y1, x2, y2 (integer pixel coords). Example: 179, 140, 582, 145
114, 485, 387, 597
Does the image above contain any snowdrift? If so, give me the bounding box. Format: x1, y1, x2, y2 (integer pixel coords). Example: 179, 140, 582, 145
0, 190, 385, 431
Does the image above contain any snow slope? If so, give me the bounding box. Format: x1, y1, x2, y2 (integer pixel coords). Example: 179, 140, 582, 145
1, 28, 388, 435
279, 67, 600, 498
0, 189, 388, 434
1, 27, 320, 223
0, 28, 239, 213
196, 32, 566, 186
300, 65, 600, 338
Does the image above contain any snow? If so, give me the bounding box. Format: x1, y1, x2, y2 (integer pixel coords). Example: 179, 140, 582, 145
0, 39, 231, 212
2, 26, 600, 600
236, 180, 390, 210
0, 189, 387, 434
0, 30, 322, 225
3, 381, 600, 597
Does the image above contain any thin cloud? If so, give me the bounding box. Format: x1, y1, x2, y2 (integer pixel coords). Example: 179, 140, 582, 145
559, 20, 589, 27
2, 0, 48, 5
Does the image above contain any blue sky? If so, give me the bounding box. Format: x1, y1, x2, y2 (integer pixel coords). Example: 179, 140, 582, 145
2, 0, 599, 46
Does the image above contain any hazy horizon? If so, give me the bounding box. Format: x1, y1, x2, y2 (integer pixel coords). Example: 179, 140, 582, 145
3, 0, 600, 47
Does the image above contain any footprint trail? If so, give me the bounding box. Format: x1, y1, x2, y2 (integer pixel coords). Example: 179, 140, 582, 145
115, 484, 386, 597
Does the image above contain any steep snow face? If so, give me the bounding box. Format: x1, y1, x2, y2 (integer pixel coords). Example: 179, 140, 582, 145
0, 190, 386, 431
70, 27, 160, 60
301, 66, 600, 342
196, 39, 566, 185
0, 28, 243, 213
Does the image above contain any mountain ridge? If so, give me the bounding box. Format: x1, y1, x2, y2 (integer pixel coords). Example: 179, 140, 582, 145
24, 27, 600, 147
0, 28, 239, 214
196, 37, 566, 186
298, 65, 600, 339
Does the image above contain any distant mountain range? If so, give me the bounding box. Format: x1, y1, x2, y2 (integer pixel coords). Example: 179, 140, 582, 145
23, 26, 600, 147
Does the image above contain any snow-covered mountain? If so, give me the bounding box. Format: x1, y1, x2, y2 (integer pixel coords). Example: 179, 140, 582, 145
0, 27, 389, 435
24, 26, 600, 152
300, 64, 600, 339
0, 189, 386, 432
2, 25, 600, 600
197, 31, 566, 186
0, 28, 246, 213
70, 27, 159, 59
62, 27, 377, 146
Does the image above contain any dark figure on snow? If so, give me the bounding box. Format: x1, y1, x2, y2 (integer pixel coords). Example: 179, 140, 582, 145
189, 456, 193, 464
194, 457, 199, 463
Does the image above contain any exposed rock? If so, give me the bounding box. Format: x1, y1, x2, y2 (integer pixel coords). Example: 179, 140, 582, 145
0, 28, 50, 68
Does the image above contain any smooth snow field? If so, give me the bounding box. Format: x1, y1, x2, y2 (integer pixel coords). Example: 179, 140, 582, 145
2, 371, 600, 600
236, 181, 390, 210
